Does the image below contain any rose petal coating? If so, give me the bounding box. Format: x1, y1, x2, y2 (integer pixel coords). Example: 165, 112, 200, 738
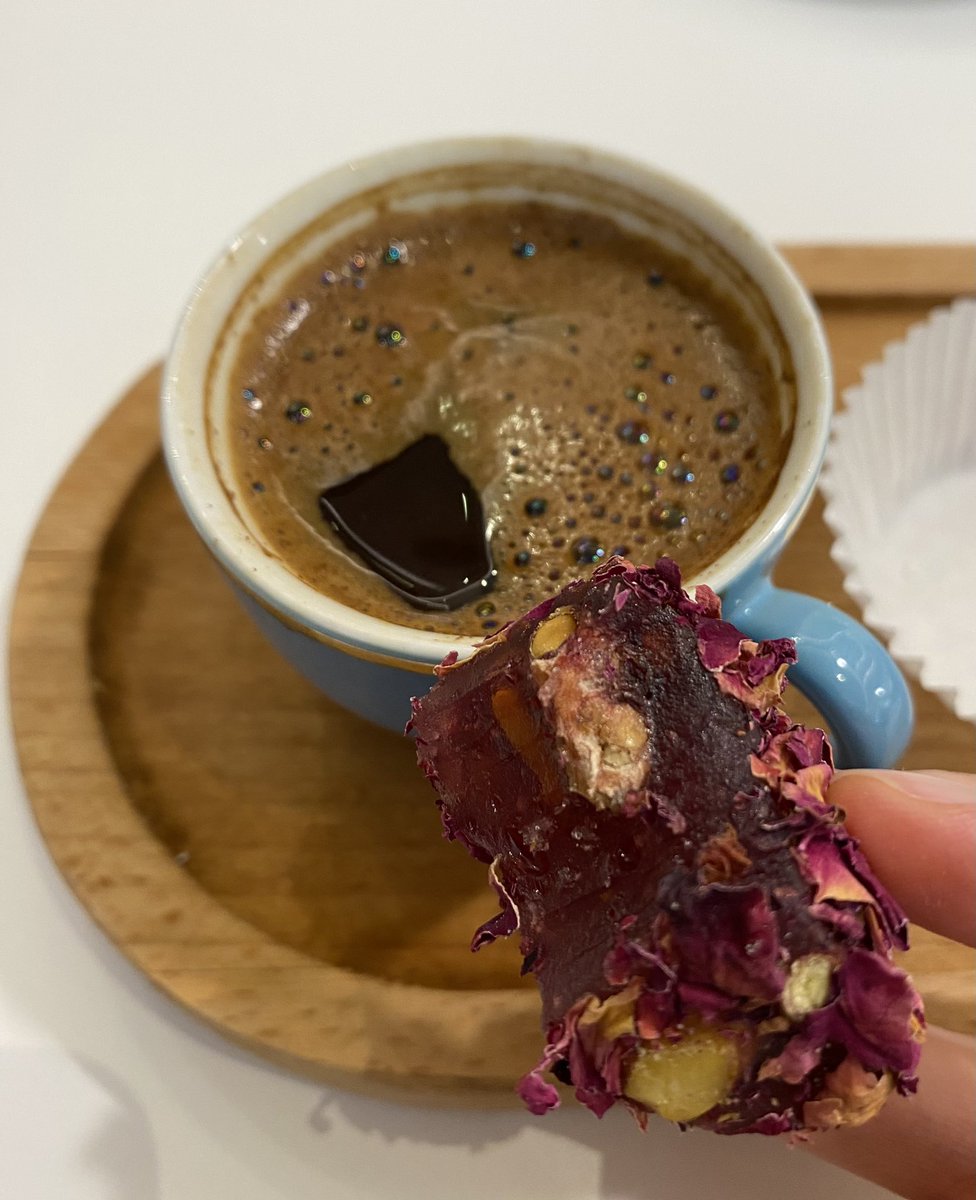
410, 558, 923, 1135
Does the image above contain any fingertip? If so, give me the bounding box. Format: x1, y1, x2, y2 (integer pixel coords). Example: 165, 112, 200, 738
835, 769, 975, 808
828, 771, 976, 948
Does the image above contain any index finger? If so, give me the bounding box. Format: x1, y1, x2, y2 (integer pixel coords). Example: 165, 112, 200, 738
827, 769, 976, 948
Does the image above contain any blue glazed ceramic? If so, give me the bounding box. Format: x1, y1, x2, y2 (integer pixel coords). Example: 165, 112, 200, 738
722, 565, 912, 770
163, 138, 912, 767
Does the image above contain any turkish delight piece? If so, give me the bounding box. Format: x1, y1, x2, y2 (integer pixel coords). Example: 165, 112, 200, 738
410, 558, 923, 1135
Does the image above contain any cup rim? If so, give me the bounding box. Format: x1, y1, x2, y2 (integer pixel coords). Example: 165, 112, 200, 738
162, 135, 832, 665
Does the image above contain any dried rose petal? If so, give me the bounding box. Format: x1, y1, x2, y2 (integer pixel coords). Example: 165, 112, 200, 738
806, 949, 924, 1079
410, 557, 922, 1135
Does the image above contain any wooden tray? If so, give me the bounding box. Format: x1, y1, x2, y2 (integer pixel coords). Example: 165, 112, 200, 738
10, 245, 976, 1106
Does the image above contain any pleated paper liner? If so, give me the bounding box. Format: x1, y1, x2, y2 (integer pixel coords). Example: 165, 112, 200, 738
822, 298, 976, 723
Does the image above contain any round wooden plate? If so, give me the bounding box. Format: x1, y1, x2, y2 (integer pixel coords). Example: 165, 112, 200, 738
9, 365, 539, 1105
9, 361, 974, 1106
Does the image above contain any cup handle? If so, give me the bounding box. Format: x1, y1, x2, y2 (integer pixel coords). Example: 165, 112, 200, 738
722, 572, 913, 769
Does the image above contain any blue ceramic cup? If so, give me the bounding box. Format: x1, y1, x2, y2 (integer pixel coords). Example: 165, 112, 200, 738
162, 138, 912, 768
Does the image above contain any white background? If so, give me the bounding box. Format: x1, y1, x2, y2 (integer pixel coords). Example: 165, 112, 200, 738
2, 2, 974, 1197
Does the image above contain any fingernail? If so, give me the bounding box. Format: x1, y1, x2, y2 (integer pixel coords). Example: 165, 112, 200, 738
841, 769, 975, 806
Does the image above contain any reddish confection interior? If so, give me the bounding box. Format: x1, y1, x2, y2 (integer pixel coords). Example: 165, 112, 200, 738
411, 558, 924, 1135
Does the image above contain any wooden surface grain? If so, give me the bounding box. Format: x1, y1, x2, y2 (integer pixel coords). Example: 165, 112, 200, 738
9, 246, 975, 1104
782, 243, 976, 299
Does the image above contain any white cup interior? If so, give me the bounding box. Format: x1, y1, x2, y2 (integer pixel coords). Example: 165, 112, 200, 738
162, 137, 832, 666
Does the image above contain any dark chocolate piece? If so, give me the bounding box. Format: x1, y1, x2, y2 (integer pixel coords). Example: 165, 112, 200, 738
319, 434, 495, 611
410, 558, 923, 1135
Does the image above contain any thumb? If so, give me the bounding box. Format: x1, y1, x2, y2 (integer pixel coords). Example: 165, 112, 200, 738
828, 770, 976, 947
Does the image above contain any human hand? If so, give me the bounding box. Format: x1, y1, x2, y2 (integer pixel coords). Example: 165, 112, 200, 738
803, 770, 975, 1200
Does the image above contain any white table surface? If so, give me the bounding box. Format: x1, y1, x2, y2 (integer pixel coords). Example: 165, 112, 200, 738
2, 3, 974, 1197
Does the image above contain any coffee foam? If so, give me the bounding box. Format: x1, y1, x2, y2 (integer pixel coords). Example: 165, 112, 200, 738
209, 167, 795, 636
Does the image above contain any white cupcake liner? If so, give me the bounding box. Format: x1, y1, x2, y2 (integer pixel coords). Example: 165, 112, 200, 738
820, 297, 976, 724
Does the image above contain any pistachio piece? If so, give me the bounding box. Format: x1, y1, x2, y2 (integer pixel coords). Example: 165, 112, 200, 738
532, 623, 650, 810
782, 954, 834, 1020
623, 1024, 744, 1123
542, 684, 649, 811
530, 609, 577, 659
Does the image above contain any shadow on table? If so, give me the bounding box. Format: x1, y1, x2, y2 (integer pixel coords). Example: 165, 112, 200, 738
315, 1086, 888, 1200
0, 1046, 161, 1200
